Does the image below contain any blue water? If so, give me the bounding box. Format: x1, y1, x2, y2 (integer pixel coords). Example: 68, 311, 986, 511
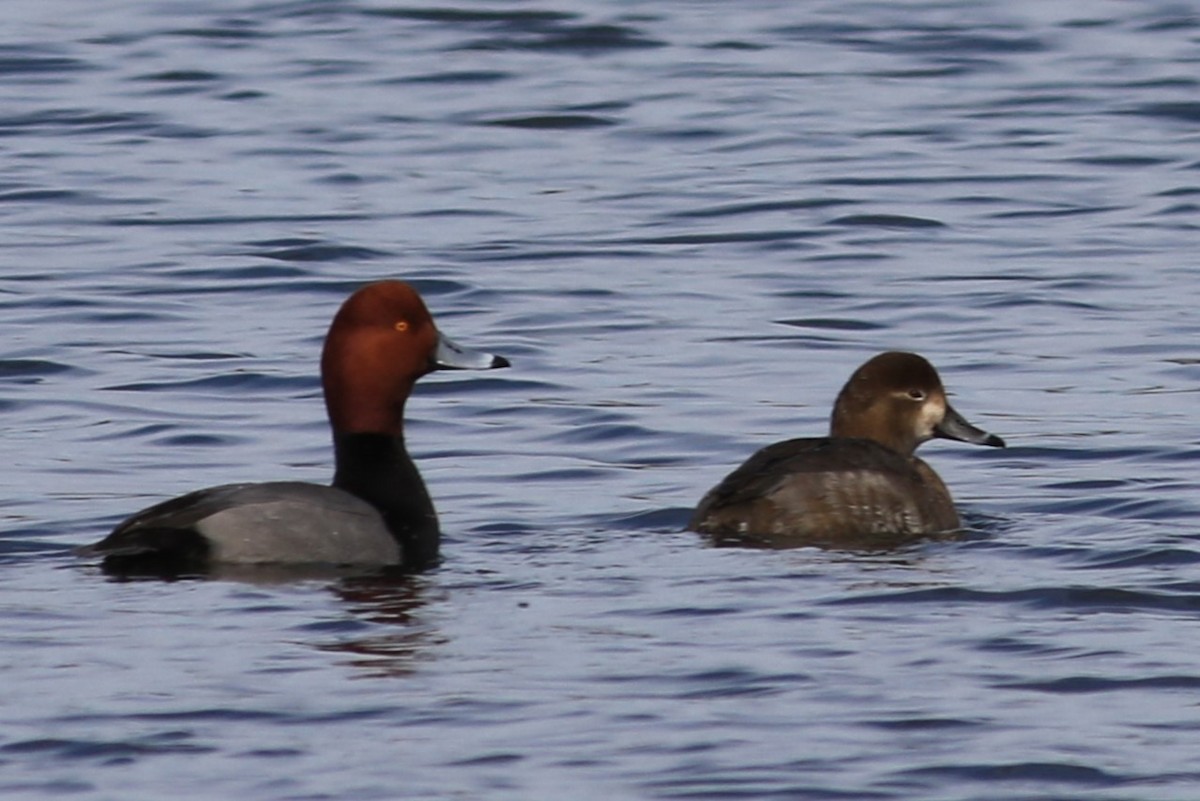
5, 0, 1200, 798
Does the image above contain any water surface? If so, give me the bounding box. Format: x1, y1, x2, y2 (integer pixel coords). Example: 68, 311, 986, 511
4, 1, 1200, 798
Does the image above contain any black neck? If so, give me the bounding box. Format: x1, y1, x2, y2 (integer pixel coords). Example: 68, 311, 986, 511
331, 432, 439, 569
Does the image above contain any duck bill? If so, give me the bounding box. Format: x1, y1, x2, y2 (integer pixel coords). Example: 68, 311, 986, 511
432, 332, 510, 371
935, 403, 1005, 448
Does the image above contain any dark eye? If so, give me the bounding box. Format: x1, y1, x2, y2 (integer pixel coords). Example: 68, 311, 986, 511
907, 389, 926, 401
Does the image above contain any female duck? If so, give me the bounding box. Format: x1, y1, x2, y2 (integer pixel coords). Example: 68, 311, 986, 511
689, 351, 1004, 546
83, 280, 508, 573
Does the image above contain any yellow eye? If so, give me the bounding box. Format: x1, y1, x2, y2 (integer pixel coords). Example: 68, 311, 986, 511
394, 320, 409, 333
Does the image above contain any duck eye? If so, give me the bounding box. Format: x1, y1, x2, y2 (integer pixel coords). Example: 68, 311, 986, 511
394, 320, 409, 333
907, 389, 926, 401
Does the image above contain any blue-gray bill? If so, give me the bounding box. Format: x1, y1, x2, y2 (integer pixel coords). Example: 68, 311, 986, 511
434, 332, 510, 370
935, 403, 1005, 448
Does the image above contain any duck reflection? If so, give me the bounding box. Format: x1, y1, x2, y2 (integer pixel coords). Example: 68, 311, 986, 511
316, 572, 442, 678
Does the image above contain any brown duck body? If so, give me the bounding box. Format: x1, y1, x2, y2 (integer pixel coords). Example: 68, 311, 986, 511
688, 352, 1004, 546
690, 437, 960, 546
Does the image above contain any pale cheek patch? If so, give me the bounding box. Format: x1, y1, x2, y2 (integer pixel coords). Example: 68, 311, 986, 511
919, 397, 946, 439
